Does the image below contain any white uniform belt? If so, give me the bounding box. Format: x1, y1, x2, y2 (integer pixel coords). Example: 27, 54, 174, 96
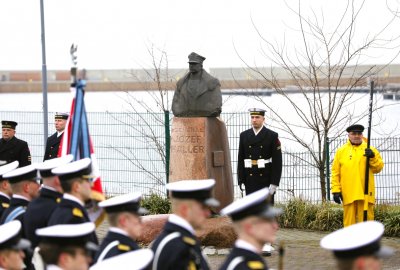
251, 158, 272, 165
244, 158, 272, 168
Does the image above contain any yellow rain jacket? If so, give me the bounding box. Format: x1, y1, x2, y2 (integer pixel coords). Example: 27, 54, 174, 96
331, 140, 384, 205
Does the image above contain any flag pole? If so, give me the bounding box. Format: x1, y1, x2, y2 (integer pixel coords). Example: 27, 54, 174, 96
363, 80, 374, 221
40, 0, 49, 150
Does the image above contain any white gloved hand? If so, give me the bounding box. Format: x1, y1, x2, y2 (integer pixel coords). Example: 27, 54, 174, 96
269, 184, 277, 195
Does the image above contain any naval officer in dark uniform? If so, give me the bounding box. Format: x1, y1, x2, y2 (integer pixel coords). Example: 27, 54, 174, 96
0, 161, 18, 218
237, 109, 282, 197
94, 193, 148, 263
0, 165, 39, 270
24, 155, 73, 248
0, 121, 31, 167
0, 220, 31, 270
219, 188, 283, 270
36, 222, 98, 270
43, 112, 69, 161
0, 164, 39, 226
320, 221, 394, 270
151, 179, 219, 270
47, 158, 98, 245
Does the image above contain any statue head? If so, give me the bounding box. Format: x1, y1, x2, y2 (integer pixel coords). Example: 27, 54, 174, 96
188, 52, 205, 74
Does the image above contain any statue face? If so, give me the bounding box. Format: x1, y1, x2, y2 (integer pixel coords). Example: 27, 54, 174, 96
189, 62, 202, 74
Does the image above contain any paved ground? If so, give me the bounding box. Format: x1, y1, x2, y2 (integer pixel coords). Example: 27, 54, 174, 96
97, 224, 399, 270
206, 229, 400, 270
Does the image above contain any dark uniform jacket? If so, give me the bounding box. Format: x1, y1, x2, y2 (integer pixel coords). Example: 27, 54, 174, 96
24, 187, 62, 247
219, 247, 268, 270
0, 196, 34, 270
47, 196, 98, 244
0, 193, 10, 219
0, 137, 31, 167
0, 196, 29, 229
237, 126, 282, 195
43, 132, 63, 161
151, 221, 209, 270
94, 229, 140, 263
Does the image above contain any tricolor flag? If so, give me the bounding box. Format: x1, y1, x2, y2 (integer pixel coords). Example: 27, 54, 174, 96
58, 78, 105, 226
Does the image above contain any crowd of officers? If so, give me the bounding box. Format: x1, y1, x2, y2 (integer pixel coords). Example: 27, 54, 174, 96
0, 158, 394, 270
0, 109, 393, 270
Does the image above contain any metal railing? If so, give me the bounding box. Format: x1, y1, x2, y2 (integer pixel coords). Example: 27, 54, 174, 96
1, 111, 399, 204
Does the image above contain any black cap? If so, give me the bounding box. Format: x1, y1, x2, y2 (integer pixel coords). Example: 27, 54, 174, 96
188, 52, 206, 64
166, 179, 219, 208
99, 193, 148, 215
346, 124, 365, 133
0, 220, 31, 251
1, 121, 17, 129
221, 188, 282, 221
248, 108, 266, 116
2, 164, 38, 184
51, 158, 93, 182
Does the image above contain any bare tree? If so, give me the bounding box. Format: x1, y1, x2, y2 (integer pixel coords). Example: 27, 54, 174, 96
237, 0, 400, 200
106, 44, 183, 195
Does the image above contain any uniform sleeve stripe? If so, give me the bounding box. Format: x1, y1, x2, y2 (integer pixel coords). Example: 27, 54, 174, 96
5, 206, 25, 223
96, 240, 119, 262
152, 232, 181, 270
227, 256, 245, 270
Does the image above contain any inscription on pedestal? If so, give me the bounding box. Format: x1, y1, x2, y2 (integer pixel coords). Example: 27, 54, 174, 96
169, 118, 207, 180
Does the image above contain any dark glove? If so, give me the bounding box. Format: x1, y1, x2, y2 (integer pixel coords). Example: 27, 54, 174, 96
333, 193, 343, 204
364, 148, 375, 158
238, 180, 245, 192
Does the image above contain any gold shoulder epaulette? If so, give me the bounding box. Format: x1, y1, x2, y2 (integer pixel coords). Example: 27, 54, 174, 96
72, 207, 83, 218
1, 203, 9, 208
183, 236, 196, 246
188, 261, 196, 270
117, 244, 130, 251
247, 261, 264, 269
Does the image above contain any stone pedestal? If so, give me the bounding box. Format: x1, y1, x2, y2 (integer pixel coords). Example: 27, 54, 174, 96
169, 117, 234, 211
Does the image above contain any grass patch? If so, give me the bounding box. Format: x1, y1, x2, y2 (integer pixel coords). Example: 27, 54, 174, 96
277, 198, 400, 237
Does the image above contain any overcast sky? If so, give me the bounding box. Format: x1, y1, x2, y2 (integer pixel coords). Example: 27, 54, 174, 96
1, 0, 400, 70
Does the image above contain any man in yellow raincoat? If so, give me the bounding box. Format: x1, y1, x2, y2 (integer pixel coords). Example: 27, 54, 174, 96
331, 124, 384, 227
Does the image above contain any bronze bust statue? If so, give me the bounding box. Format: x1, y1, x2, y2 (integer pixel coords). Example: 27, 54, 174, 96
172, 52, 222, 117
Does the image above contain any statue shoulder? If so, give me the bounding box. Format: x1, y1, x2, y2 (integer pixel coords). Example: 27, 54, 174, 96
202, 70, 221, 90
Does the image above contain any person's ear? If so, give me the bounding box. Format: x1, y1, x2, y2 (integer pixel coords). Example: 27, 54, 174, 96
22, 182, 30, 193
118, 214, 127, 227
71, 181, 80, 193
180, 203, 189, 218
353, 256, 365, 270
1, 180, 7, 190
58, 252, 72, 267
243, 221, 253, 235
